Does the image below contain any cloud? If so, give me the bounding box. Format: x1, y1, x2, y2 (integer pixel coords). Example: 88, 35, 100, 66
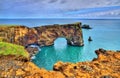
66, 6, 120, 14
62, 8, 120, 18
60, 0, 67, 4
48, 0, 58, 3
0, 0, 120, 18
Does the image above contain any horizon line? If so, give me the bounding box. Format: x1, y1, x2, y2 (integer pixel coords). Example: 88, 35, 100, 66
0, 17, 120, 19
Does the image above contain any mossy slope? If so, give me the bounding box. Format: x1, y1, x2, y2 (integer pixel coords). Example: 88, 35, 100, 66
0, 42, 29, 58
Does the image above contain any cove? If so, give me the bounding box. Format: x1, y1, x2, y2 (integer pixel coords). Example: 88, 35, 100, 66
32, 37, 98, 70
32, 38, 85, 70
32, 19, 120, 70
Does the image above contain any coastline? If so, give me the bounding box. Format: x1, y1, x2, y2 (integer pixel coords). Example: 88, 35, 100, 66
0, 48, 120, 77
0, 23, 120, 77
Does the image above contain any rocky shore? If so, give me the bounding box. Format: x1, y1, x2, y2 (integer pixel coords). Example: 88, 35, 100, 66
0, 23, 119, 78
0, 49, 120, 78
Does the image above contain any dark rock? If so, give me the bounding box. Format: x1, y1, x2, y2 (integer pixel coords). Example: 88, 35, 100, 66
26, 46, 39, 56
116, 50, 120, 52
95, 48, 107, 56
92, 58, 98, 61
73, 66, 77, 69
98, 48, 106, 53
100, 75, 113, 78
88, 36, 92, 41
82, 24, 92, 29
53, 66, 63, 71
67, 36, 84, 46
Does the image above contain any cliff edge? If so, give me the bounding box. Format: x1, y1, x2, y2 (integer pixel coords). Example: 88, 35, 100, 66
0, 49, 120, 78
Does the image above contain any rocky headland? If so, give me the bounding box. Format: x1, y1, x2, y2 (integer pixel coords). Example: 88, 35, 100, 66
0, 49, 120, 78
0, 23, 120, 78
53, 49, 120, 78
0, 22, 84, 58
0, 22, 84, 47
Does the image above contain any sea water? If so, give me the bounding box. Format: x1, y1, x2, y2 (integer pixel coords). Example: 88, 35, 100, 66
0, 19, 120, 70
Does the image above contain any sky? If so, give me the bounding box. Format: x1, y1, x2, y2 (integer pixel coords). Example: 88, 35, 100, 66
0, 0, 120, 18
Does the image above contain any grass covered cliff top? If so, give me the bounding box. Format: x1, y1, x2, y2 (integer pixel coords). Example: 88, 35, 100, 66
0, 42, 29, 58
0, 24, 18, 27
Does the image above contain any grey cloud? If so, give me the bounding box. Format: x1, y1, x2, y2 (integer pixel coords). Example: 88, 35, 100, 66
60, 0, 67, 4
48, 0, 58, 3
0, 0, 120, 18
74, 9, 120, 17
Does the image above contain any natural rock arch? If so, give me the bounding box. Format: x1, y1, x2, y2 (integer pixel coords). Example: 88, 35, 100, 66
54, 37, 67, 46
0, 22, 84, 47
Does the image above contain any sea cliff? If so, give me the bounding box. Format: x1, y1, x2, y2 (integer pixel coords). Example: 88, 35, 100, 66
0, 49, 120, 78
0, 23, 119, 78
0, 22, 84, 47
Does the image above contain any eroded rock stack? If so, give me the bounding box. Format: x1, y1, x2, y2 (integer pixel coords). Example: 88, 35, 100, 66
0, 22, 84, 47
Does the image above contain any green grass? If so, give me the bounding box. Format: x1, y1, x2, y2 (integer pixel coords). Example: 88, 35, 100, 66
0, 42, 29, 58
0, 24, 18, 27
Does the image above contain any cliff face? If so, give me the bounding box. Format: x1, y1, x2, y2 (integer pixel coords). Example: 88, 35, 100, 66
0, 22, 84, 47
53, 49, 120, 78
0, 55, 65, 78
0, 49, 120, 77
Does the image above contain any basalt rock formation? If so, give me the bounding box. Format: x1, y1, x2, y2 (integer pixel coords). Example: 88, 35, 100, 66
88, 36, 93, 41
82, 24, 92, 29
0, 49, 120, 77
0, 22, 84, 47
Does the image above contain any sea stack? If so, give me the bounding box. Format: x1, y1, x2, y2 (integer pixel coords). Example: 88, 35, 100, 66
82, 24, 92, 29
0, 22, 84, 47
88, 36, 92, 41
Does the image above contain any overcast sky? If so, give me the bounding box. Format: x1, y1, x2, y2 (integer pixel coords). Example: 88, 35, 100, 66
0, 0, 120, 18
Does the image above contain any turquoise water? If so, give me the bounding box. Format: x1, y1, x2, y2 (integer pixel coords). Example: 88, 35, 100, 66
0, 19, 120, 70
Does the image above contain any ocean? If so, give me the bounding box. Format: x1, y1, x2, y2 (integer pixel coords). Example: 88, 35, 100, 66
0, 19, 120, 70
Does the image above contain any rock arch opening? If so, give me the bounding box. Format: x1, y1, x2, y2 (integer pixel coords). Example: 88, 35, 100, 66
54, 37, 67, 49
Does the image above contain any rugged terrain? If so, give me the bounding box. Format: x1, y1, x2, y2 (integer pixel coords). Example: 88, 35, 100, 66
0, 49, 120, 78
0, 22, 84, 47
0, 23, 119, 78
